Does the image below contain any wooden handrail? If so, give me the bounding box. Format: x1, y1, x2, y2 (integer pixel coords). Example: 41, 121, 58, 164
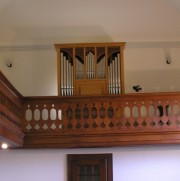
1, 70, 180, 148
0, 71, 24, 148
22, 92, 180, 148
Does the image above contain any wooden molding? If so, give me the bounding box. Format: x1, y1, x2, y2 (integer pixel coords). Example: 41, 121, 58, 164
23, 131, 180, 148
0, 71, 24, 148
3, 68, 180, 148
22, 92, 180, 148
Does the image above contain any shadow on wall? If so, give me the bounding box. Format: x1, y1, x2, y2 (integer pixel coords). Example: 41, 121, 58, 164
13, 26, 113, 44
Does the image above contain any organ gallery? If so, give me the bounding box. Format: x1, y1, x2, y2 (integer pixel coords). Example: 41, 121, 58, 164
55, 42, 125, 96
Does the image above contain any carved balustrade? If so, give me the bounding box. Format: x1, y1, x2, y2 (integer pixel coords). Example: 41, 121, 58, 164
2, 70, 180, 148
0, 71, 24, 147
22, 93, 180, 148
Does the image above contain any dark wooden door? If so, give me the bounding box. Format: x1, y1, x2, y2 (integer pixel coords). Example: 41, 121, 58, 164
67, 154, 113, 181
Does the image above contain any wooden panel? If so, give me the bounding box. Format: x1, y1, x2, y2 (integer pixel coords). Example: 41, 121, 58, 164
0, 71, 24, 148
67, 154, 113, 181
23, 131, 180, 148
75, 80, 106, 95
22, 92, 180, 148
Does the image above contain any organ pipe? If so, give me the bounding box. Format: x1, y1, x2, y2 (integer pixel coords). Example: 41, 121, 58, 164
57, 44, 123, 96
108, 53, 121, 94
60, 52, 74, 96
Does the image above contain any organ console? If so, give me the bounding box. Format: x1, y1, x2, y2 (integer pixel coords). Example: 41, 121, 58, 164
55, 42, 125, 96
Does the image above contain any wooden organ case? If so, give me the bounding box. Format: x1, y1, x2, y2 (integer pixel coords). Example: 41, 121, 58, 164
55, 42, 125, 96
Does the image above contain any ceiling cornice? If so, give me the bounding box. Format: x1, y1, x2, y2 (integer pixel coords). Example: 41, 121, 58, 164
0, 41, 180, 51
0, 44, 54, 51
126, 41, 180, 48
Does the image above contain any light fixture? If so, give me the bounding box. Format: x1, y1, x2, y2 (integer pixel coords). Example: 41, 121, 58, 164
1, 143, 8, 149
7, 59, 12, 68
164, 47, 171, 65
166, 55, 171, 64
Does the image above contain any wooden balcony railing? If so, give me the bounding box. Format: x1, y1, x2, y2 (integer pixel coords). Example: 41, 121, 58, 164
2, 70, 180, 148
22, 93, 180, 148
0, 71, 24, 148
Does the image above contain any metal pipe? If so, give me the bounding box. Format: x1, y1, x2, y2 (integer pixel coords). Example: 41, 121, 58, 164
108, 66, 110, 94
92, 52, 94, 79
86, 54, 89, 79
76, 58, 78, 79
63, 55, 67, 96
71, 62, 74, 95
66, 58, 69, 96
112, 60, 115, 94
90, 52, 92, 79
60, 52, 64, 96
115, 57, 118, 94
109, 62, 111, 94
117, 53, 121, 94
97, 57, 101, 78
102, 56, 105, 78
91, 52, 93, 79
89, 53, 91, 79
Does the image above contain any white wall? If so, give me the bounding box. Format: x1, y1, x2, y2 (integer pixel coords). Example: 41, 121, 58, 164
1, 146, 180, 181
1, 43, 180, 181
1, 43, 180, 96
0, 47, 57, 96
124, 44, 180, 93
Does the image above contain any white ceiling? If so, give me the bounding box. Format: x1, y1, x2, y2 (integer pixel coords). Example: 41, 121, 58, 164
0, 0, 180, 45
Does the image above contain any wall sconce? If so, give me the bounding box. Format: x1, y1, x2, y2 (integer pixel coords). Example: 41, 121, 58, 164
164, 47, 171, 65
7, 59, 12, 68
166, 55, 171, 64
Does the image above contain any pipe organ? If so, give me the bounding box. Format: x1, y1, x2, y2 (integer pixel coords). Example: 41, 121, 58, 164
55, 43, 125, 96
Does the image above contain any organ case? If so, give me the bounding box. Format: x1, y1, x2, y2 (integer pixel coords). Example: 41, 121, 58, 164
55, 42, 125, 96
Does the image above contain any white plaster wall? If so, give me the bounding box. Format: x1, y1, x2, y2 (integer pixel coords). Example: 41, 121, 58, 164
0, 146, 180, 181
1, 44, 180, 96
124, 45, 180, 93
0, 48, 57, 96
1, 44, 180, 181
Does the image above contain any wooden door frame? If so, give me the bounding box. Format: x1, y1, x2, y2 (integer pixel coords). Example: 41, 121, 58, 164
67, 154, 113, 181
